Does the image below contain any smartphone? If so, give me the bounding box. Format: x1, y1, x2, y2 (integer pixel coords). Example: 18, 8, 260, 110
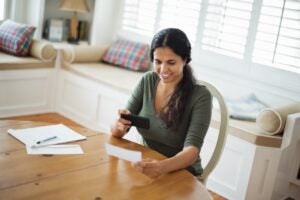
120, 113, 150, 129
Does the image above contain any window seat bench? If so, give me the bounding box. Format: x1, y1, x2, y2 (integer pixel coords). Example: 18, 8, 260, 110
0, 52, 54, 69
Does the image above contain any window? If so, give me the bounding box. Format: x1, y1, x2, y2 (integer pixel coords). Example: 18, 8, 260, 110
122, 0, 158, 36
121, 0, 300, 74
0, 0, 6, 21
121, 0, 202, 44
202, 0, 254, 59
158, 0, 202, 44
252, 0, 300, 72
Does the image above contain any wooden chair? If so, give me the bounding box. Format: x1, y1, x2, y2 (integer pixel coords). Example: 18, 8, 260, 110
197, 80, 229, 185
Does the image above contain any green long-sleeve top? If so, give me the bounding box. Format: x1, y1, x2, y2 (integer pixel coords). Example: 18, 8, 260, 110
126, 71, 212, 175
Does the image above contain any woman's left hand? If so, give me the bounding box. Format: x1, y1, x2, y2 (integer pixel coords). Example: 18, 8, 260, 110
132, 158, 165, 178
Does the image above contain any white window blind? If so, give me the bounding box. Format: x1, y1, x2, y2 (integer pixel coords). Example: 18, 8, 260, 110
122, 0, 202, 44
158, 0, 202, 44
201, 0, 254, 59
252, 0, 300, 71
122, 0, 158, 36
0, 0, 6, 21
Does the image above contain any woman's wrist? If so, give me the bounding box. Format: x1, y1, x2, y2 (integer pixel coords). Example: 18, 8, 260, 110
159, 159, 169, 175
110, 124, 124, 137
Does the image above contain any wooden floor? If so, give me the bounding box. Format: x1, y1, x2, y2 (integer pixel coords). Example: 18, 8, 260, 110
2, 113, 227, 200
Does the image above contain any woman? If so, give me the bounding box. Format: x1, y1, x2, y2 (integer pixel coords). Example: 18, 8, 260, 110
111, 28, 212, 178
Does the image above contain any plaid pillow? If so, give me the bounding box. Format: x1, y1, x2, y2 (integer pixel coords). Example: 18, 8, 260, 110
102, 38, 151, 72
0, 20, 36, 56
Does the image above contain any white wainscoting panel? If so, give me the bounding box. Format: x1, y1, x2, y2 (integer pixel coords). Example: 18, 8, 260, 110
56, 70, 131, 135
56, 70, 100, 130
202, 128, 256, 200
246, 146, 281, 200
0, 68, 55, 117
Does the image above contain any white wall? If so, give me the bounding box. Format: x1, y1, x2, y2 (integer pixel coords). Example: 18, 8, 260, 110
25, 0, 44, 39
8, 0, 26, 23
7, 0, 44, 39
90, 0, 122, 45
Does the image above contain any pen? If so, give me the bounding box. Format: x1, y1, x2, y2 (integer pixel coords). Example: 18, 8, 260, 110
36, 136, 57, 144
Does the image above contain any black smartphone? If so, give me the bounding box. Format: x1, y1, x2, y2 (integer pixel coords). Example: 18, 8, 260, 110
120, 114, 150, 129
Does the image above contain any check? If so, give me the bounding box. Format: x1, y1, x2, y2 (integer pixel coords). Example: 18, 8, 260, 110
105, 143, 142, 162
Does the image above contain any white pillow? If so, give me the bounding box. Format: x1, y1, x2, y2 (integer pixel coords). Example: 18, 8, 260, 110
62, 45, 109, 64
256, 102, 300, 135
30, 40, 56, 61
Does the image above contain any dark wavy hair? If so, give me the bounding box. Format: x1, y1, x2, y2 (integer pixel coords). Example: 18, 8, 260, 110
150, 28, 196, 129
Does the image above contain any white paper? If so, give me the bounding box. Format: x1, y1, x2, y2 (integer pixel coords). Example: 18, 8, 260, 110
8, 124, 86, 147
105, 143, 141, 162
26, 144, 83, 155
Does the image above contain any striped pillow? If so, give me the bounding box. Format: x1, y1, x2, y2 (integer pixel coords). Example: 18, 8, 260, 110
0, 20, 36, 56
102, 38, 151, 72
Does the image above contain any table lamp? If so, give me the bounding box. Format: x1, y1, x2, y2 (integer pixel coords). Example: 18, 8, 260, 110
59, 0, 90, 44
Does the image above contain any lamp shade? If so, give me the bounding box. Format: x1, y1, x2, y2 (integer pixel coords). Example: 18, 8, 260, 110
59, 0, 90, 13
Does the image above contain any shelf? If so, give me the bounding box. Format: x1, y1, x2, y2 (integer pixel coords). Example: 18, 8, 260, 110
42, 0, 95, 43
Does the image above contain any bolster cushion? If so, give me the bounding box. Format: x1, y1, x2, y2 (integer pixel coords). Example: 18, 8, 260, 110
256, 102, 300, 135
30, 40, 56, 61
62, 45, 108, 64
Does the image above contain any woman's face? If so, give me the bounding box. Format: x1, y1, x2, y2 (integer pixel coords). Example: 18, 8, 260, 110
153, 47, 186, 84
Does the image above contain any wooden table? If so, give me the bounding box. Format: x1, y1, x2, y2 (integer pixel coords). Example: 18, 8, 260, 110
0, 120, 211, 200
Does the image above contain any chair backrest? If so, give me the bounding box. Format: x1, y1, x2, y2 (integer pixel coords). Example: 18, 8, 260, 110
197, 80, 229, 185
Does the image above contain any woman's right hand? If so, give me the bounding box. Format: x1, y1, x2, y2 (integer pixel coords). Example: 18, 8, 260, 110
110, 109, 132, 137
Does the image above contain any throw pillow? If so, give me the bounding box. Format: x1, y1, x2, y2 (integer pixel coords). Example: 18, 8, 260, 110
102, 38, 151, 72
0, 20, 36, 56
